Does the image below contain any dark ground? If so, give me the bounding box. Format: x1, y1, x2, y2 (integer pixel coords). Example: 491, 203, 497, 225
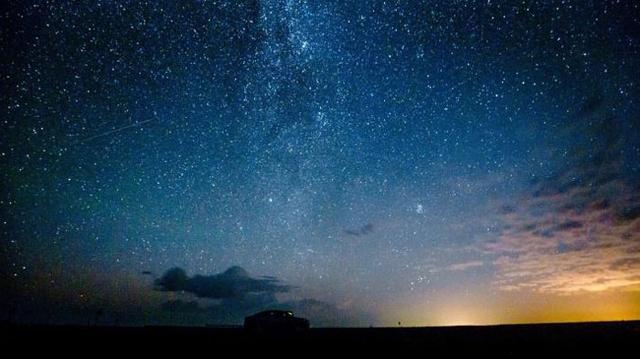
4, 320, 639, 356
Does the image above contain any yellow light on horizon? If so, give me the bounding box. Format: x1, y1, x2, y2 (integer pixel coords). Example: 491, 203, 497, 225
381, 286, 640, 327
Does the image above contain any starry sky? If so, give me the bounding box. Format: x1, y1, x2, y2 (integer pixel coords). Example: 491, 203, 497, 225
2, 0, 640, 327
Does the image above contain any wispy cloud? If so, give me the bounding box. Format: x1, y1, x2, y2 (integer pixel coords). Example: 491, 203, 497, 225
422, 259, 485, 273
343, 223, 374, 237
484, 98, 640, 294
447, 260, 484, 272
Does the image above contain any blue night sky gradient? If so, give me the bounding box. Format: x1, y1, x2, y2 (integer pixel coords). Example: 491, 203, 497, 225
2, 1, 640, 326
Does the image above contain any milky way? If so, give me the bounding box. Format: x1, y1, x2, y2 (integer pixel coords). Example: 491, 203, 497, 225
2, 1, 640, 326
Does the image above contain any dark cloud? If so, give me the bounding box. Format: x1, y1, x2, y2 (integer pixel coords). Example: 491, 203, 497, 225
524, 219, 584, 239
615, 204, 640, 223
532, 229, 555, 238
343, 223, 374, 237
610, 257, 640, 271
553, 220, 583, 231
557, 240, 588, 254
589, 199, 611, 211
155, 266, 290, 299
155, 266, 374, 326
499, 205, 517, 215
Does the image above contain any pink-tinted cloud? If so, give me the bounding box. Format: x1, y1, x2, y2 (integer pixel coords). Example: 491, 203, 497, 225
484, 108, 640, 294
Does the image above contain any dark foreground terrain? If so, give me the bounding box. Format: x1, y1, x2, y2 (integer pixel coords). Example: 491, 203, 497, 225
4, 321, 639, 356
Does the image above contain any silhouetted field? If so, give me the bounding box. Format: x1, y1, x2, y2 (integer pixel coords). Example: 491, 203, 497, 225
4, 321, 639, 356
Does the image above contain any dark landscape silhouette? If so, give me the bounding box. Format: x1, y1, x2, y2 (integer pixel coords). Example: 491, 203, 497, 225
4, 320, 639, 355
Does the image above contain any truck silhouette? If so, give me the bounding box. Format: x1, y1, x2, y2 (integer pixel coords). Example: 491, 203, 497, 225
244, 310, 310, 332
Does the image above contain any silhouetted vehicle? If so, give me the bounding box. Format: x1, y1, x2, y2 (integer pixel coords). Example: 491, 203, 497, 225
244, 310, 310, 332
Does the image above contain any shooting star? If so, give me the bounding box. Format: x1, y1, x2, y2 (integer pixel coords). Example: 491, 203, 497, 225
75, 118, 154, 144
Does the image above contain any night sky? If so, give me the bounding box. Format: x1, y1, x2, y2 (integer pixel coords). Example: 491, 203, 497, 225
2, 0, 640, 327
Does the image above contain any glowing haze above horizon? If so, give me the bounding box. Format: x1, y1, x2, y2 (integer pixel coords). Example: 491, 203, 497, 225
2, 0, 640, 327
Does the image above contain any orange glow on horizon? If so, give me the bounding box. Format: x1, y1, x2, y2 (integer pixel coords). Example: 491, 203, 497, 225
380, 287, 640, 327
